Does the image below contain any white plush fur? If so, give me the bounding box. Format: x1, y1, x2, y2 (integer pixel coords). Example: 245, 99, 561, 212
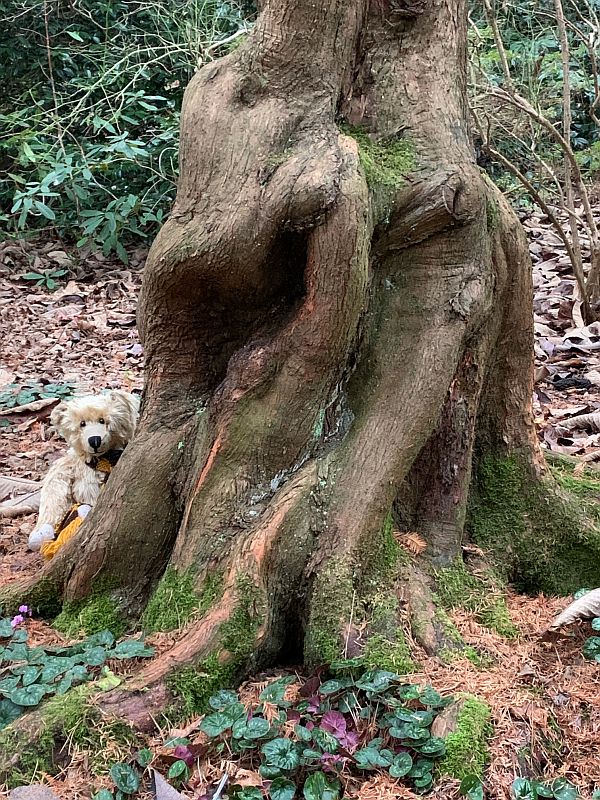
28, 390, 140, 551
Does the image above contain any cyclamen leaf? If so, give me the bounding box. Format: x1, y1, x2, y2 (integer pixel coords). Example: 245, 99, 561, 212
21, 666, 42, 686
259, 675, 296, 704
0, 619, 13, 638
110, 762, 140, 793
200, 712, 234, 737
355, 670, 398, 694
312, 728, 339, 753
303, 772, 340, 800
459, 775, 484, 800
583, 637, 600, 660
269, 777, 296, 800
320, 711, 346, 737
93, 791, 115, 800
592, 617, 600, 631
209, 689, 239, 710
0, 698, 23, 728
167, 760, 189, 779
550, 779, 580, 800
261, 738, 301, 770
9, 683, 47, 706
354, 746, 394, 769
110, 638, 155, 659
389, 752, 413, 778
231, 788, 262, 800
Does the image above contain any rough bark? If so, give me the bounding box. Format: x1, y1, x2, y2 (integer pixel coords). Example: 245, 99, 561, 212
5, 0, 596, 729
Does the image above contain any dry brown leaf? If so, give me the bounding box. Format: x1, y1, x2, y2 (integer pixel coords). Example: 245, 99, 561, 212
548, 588, 600, 630
395, 531, 427, 556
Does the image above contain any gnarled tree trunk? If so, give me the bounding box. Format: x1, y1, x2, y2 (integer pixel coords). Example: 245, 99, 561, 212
7, 0, 600, 721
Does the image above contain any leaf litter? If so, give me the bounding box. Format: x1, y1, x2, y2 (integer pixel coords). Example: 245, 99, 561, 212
1, 214, 600, 799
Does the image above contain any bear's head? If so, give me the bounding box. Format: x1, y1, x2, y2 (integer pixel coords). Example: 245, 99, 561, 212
50, 390, 140, 459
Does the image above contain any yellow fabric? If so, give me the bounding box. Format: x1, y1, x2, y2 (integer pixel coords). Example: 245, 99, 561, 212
40, 511, 83, 560
40, 458, 114, 560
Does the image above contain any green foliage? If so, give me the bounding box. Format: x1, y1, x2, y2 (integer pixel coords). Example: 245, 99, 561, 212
439, 696, 492, 780
469, 0, 599, 199
0, 381, 73, 410
0, 611, 154, 729
512, 776, 580, 799
142, 568, 223, 633
0, 0, 254, 257
21, 268, 68, 291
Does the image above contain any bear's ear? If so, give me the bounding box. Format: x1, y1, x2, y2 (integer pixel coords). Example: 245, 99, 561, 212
108, 390, 140, 441
50, 402, 70, 440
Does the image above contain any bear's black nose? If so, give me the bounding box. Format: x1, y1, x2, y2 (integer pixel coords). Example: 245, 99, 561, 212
88, 436, 102, 451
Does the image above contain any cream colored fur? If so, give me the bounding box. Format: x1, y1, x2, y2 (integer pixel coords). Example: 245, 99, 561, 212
28, 390, 140, 551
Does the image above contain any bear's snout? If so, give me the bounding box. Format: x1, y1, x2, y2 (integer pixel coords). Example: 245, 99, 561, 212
88, 435, 102, 451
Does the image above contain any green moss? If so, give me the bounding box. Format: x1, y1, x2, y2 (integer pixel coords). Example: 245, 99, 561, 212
339, 124, 415, 189
1, 576, 61, 618
362, 632, 416, 674
435, 560, 518, 639
143, 569, 223, 633
53, 586, 125, 638
304, 560, 355, 666
438, 645, 493, 669
2, 684, 135, 787
485, 197, 500, 231
166, 576, 263, 719
167, 654, 235, 718
467, 453, 600, 595
439, 696, 493, 780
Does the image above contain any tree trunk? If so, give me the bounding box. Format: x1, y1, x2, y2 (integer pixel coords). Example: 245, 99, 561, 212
7, 0, 600, 721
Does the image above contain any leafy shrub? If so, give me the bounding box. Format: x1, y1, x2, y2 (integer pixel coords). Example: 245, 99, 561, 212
99, 668, 458, 798
0, 0, 254, 259
0, 608, 154, 729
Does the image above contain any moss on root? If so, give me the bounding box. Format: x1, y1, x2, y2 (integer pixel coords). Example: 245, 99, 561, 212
304, 559, 355, 666
0, 576, 62, 618
142, 568, 223, 633
166, 576, 263, 718
439, 696, 493, 780
435, 560, 518, 639
338, 124, 415, 189
53, 580, 125, 638
467, 453, 600, 595
1, 684, 135, 787
362, 632, 416, 674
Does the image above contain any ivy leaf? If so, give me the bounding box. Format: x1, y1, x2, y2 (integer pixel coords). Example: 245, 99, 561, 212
303, 771, 340, 800
110, 638, 155, 659
21, 666, 42, 686
83, 646, 108, 666
269, 778, 296, 800
110, 762, 140, 794
86, 630, 116, 647
8, 683, 47, 706
200, 712, 234, 737
261, 738, 301, 770
389, 752, 413, 778
459, 775, 484, 800
0, 698, 23, 728
209, 689, 239, 710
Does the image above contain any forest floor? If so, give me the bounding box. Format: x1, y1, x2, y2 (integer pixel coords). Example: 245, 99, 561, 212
1, 210, 600, 799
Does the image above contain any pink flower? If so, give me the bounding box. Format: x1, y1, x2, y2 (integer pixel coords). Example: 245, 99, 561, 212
18, 605, 31, 616
11, 615, 24, 627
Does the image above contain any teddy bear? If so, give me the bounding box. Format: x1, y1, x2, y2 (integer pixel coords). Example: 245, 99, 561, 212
28, 389, 140, 557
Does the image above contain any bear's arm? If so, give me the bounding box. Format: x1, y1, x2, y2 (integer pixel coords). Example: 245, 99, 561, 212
37, 455, 75, 529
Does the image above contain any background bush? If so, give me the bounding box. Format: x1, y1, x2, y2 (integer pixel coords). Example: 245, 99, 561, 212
0, 0, 254, 260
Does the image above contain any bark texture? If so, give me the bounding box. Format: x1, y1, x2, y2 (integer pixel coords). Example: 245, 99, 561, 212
5, 0, 589, 717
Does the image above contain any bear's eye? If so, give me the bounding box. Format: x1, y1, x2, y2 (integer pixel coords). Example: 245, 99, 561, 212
79, 421, 86, 428
98, 417, 105, 424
